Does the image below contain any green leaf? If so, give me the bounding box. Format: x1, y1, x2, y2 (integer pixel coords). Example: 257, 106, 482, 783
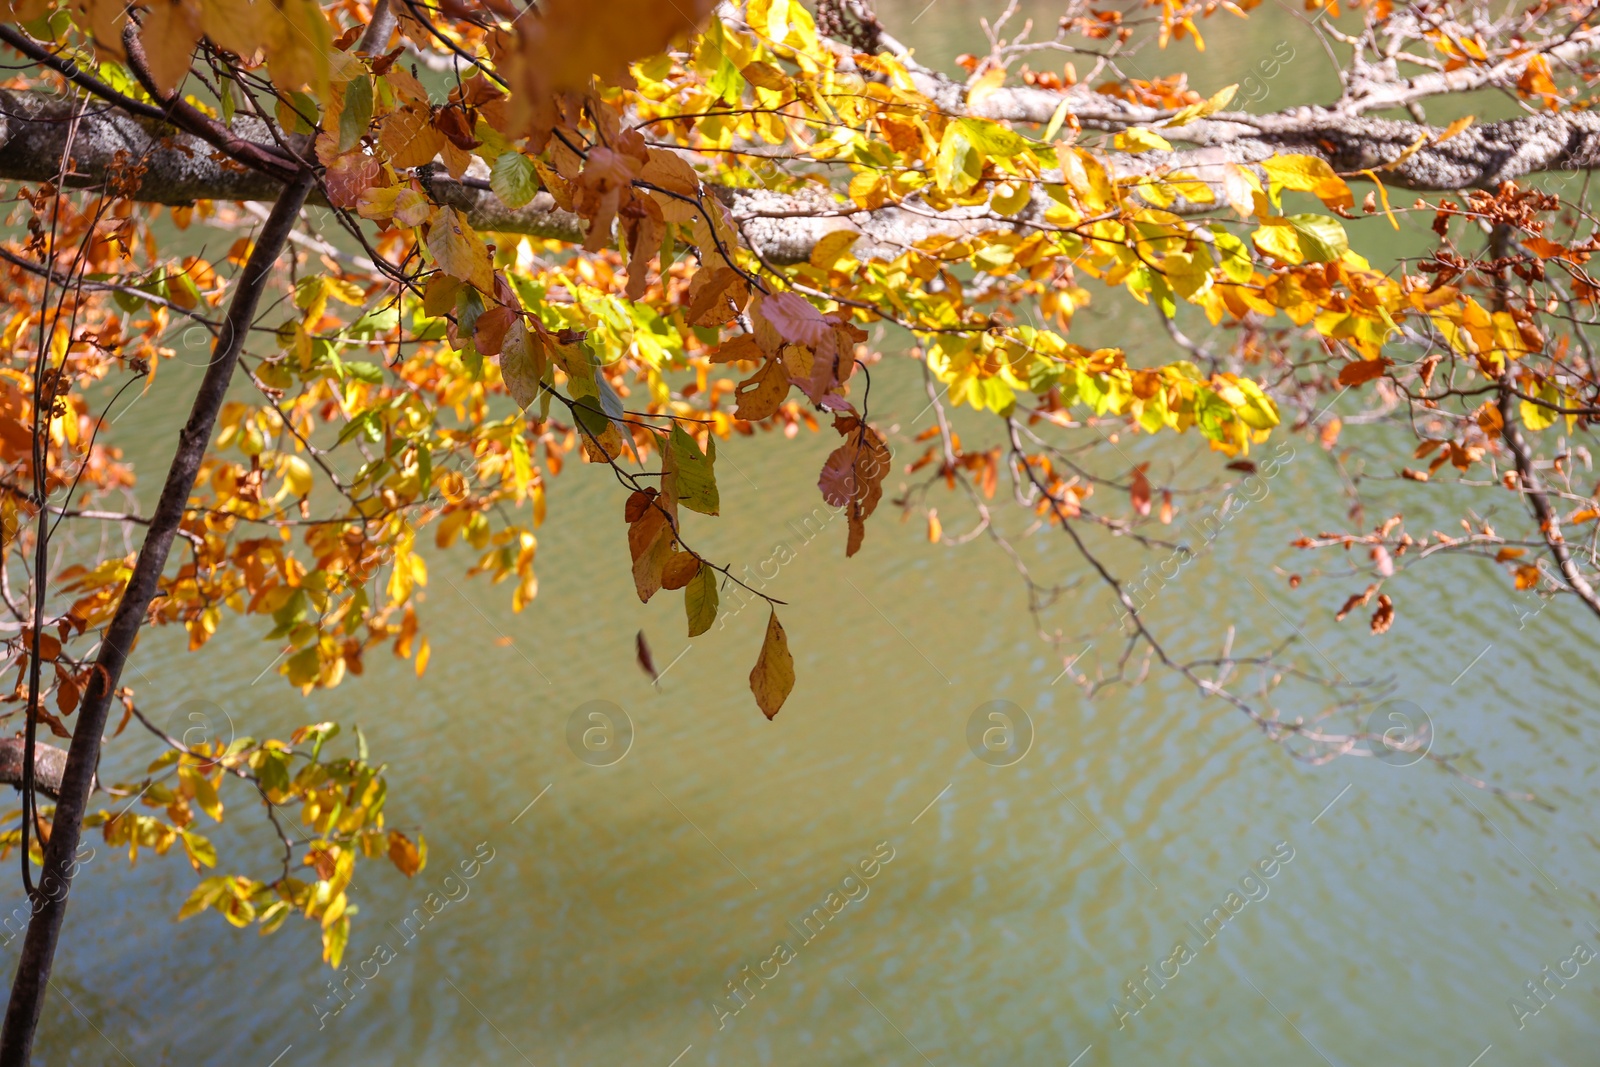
177, 876, 228, 921
685, 563, 718, 637
339, 75, 374, 153
180, 829, 218, 870
956, 117, 1027, 158
573, 398, 610, 438
1211, 226, 1254, 284
1286, 214, 1349, 262
1521, 381, 1559, 431
668, 423, 719, 515
341, 361, 384, 384
335, 409, 383, 447
491, 152, 538, 210
415, 441, 432, 489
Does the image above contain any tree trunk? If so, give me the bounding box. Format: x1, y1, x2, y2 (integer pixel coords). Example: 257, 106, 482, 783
0, 168, 314, 1067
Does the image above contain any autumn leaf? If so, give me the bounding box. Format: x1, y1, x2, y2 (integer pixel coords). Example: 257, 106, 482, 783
628, 495, 675, 603
1335, 584, 1377, 621
499, 320, 547, 409
661, 551, 700, 591
666, 423, 719, 516
387, 830, 423, 877
1130, 463, 1152, 517
1337, 358, 1390, 387
136, 6, 203, 95
1261, 154, 1353, 211
505, 0, 717, 100
819, 418, 892, 556
426, 207, 494, 294
708, 334, 764, 364
733, 358, 790, 421
473, 305, 517, 357
749, 609, 794, 720
381, 105, 446, 169
1369, 594, 1394, 634
686, 268, 750, 327
685, 563, 719, 637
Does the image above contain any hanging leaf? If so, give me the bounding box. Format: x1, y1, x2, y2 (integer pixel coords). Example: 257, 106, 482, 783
667, 423, 719, 515
685, 563, 719, 637
500, 320, 547, 409
733, 358, 790, 421
749, 609, 794, 720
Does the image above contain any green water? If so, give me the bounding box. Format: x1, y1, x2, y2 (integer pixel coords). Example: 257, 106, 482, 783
16, 4, 1600, 1065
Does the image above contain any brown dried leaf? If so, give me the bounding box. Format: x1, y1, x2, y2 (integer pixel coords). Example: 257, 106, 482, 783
733, 358, 790, 421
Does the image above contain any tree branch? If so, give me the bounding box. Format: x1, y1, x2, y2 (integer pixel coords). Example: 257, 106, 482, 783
0, 166, 316, 1067
4, 75, 1600, 266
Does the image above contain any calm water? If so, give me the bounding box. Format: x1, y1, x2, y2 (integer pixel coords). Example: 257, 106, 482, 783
18, 5, 1600, 1065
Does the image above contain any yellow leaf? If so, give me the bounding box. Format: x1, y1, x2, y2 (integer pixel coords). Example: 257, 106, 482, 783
749, 609, 794, 720
1436, 115, 1474, 144
1376, 132, 1429, 173
1043, 98, 1071, 142
809, 230, 861, 271
1251, 218, 1303, 264
1114, 127, 1172, 153
848, 170, 886, 209
1355, 169, 1400, 230
426, 207, 494, 294
1220, 163, 1263, 218
280, 455, 313, 497
967, 66, 1007, 107
1260, 154, 1352, 210
1166, 83, 1237, 127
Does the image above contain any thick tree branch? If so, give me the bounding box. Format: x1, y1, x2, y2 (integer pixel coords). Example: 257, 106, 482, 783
0, 740, 69, 801
5, 82, 1600, 265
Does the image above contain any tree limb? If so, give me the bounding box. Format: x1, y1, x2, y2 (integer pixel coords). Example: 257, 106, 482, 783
4, 79, 1600, 266
0, 166, 316, 1067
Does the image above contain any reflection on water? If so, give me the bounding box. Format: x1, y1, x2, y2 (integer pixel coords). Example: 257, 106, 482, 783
18, 4, 1600, 1066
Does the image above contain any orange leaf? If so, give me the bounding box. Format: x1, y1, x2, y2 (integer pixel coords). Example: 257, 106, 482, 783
1337, 358, 1390, 387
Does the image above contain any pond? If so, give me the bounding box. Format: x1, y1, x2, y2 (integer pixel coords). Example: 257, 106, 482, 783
18, 3, 1600, 1065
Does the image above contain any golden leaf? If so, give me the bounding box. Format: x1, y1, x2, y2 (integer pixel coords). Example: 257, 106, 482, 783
425, 207, 495, 294
749, 609, 795, 720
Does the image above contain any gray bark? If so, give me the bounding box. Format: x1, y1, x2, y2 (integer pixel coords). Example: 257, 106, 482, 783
1, 75, 1598, 263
